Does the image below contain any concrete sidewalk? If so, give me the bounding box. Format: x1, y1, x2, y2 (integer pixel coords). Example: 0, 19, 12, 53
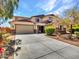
14, 34, 79, 59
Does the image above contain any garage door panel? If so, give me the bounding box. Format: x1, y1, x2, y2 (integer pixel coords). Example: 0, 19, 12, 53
16, 25, 34, 34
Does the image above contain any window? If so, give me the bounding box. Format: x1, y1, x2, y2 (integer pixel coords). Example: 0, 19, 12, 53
47, 17, 52, 23
36, 17, 40, 22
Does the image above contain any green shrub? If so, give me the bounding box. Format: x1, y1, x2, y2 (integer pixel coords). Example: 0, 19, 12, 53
45, 27, 55, 35
69, 24, 79, 33
74, 31, 79, 39
73, 24, 79, 32
73, 27, 79, 31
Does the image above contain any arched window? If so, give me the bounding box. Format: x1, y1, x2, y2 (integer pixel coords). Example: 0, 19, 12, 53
36, 17, 40, 22
47, 17, 52, 23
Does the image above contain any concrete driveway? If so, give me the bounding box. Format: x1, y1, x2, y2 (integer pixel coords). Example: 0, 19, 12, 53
14, 34, 79, 59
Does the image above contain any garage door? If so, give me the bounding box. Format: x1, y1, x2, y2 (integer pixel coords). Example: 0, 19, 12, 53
16, 25, 34, 34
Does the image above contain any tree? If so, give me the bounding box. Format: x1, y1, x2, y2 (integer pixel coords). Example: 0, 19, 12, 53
0, 0, 19, 46
0, 0, 19, 36
61, 18, 70, 29
66, 8, 79, 24
0, 0, 19, 24
64, 7, 79, 39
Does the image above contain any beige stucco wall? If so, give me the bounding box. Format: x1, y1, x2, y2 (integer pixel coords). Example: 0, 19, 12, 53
15, 25, 34, 34
31, 17, 36, 22
31, 17, 43, 23
42, 16, 49, 22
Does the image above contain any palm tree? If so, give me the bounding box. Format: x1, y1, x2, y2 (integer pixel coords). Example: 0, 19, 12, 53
0, 0, 19, 46
0, 0, 19, 22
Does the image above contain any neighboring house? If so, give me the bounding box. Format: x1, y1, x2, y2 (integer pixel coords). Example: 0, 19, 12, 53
10, 14, 60, 34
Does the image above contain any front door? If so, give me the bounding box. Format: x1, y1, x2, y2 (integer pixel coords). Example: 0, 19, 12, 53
38, 26, 44, 33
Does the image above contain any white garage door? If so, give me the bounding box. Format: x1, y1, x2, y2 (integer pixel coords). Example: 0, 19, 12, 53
16, 25, 34, 34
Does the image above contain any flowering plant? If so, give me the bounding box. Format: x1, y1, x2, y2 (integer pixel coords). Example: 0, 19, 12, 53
0, 47, 4, 56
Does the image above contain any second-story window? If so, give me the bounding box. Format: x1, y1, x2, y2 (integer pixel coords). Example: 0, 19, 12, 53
47, 17, 52, 23
36, 18, 40, 22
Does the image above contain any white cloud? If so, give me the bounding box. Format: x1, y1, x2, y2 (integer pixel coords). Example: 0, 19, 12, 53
53, 11, 61, 15
36, 0, 76, 17
53, 7, 68, 15
53, 1, 76, 15
62, 0, 73, 4
38, 0, 57, 12
37, 0, 74, 14
47, 12, 53, 14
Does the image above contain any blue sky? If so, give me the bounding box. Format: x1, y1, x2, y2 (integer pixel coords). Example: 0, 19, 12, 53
1, 0, 79, 27
14, 0, 78, 17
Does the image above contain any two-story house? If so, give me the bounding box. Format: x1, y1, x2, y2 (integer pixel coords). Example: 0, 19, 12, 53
10, 14, 60, 34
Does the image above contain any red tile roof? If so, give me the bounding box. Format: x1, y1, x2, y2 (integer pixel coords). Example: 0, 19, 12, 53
11, 20, 34, 25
